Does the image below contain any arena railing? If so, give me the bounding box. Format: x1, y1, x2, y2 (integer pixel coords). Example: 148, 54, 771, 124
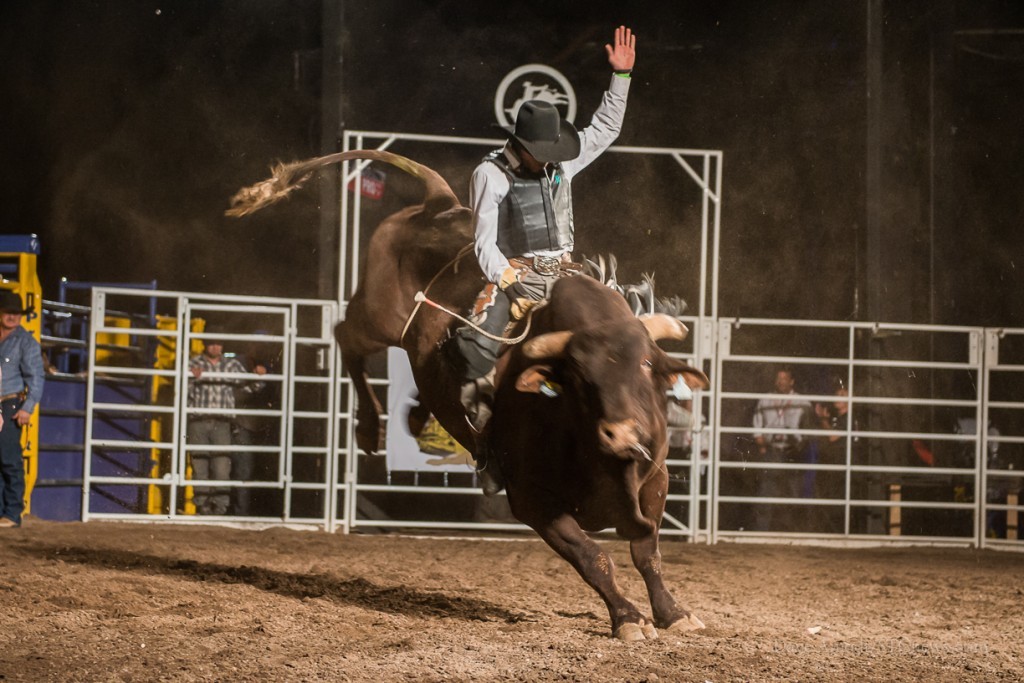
710, 317, 1023, 549
80, 287, 338, 528
64, 288, 1022, 551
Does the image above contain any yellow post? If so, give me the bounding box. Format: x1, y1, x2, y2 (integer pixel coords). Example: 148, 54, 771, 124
96, 315, 131, 365
1008, 491, 1019, 541
147, 316, 177, 514
888, 483, 902, 536
147, 316, 206, 515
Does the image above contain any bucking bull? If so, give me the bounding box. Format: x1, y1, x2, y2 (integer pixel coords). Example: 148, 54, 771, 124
228, 150, 710, 640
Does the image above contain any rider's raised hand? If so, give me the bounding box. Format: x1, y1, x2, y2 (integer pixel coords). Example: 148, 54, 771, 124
605, 26, 636, 72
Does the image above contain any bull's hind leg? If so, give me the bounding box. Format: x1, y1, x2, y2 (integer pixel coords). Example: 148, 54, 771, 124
341, 350, 385, 454
335, 318, 388, 455
528, 513, 657, 641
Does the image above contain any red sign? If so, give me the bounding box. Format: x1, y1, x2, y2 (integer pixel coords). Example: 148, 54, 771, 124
347, 168, 386, 200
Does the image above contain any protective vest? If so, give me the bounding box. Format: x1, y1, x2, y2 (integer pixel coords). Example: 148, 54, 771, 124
486, 151, 574, 256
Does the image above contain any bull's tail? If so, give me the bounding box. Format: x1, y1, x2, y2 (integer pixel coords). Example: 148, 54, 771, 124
225, 149, 461, 218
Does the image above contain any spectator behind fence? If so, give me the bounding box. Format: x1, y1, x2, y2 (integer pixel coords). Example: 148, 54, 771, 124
667, 396, 694, 459
0, 291, 45, 529
187, 326, 266, 516
667, 394, 710, 502
232, 337, 276, 516
807, 375, 855, 533
752, 367, 811, 531
955, 413, 1009, 537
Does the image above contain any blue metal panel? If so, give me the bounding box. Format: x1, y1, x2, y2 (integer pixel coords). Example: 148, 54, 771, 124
0, 234, 41, 254
35, 373, 157, 519
34, 377, 86, 521
89, 378, 152, 515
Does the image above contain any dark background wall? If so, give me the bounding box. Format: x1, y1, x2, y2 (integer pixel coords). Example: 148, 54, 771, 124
1, 0, 1021, 326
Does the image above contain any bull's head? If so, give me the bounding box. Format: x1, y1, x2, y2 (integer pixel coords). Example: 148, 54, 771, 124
516, 314, 710, 460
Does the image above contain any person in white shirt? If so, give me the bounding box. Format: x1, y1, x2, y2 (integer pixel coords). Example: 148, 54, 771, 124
752, 367, 811, 530
753, 368, 811, 458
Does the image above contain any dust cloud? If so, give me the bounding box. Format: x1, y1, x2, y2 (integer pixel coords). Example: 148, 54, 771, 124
1, 1, 1021, 327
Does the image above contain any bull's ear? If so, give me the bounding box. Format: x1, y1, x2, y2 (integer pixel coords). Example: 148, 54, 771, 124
668, 367, 710, 391
658, 354, 710, 391
515, 364, 555, 393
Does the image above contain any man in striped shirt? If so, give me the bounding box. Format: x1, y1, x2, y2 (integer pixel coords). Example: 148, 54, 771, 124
187, 330, 265, 515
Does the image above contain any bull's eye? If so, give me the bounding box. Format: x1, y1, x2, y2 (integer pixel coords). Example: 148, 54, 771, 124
641, 358, 653, 373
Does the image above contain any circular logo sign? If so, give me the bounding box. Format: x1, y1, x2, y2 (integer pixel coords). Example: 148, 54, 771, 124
494, 64, 577, 129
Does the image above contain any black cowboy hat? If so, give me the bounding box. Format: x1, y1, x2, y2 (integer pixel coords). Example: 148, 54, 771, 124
503, 100, 581, 163
0, 290, 30, 315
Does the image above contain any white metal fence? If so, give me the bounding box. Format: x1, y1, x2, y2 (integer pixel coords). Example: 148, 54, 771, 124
82, 287, 338, 527
329, 316, 1023, 550
712, 319, 993, 545
981, 328, 1024, 549
76, 287, 1022, 549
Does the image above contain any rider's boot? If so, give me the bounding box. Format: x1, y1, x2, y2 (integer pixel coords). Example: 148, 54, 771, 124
460, 369, 503, 495
460, 373, 495, 433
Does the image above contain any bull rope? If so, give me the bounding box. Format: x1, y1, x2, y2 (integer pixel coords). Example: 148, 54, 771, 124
399, 243, 547, 346
412, 292, 548, 345
400, 243, 473, 345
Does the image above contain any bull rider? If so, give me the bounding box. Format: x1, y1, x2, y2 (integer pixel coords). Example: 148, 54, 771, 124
456, 25, 637, 474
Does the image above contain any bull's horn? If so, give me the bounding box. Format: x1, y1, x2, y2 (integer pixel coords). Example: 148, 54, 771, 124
640, 314, 689, 342
523, 331, 574, 359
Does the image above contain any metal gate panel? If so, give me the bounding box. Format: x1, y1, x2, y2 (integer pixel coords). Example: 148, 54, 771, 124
180, 303, 292, 520
980, 328, 1024, 549
657, 315, 713, 540
337, 130, 722, 536
712, 318, 987, 545
287, 301, 340, 529
83, 288, 338, 525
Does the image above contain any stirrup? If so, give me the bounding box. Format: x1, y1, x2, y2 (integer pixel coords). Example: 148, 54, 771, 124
464, 402, 492, 434
474, 446, 504, 496
477, 467, 504, 496
461, 374, 495, 433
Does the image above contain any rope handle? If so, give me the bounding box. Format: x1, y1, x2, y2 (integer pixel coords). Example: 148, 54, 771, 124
413, 291, 546, 344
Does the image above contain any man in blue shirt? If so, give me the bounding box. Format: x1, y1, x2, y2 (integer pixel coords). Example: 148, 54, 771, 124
0, 290, 45, 528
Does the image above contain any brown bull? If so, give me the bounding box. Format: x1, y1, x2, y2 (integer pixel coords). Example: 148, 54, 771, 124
228, 150, 710, 640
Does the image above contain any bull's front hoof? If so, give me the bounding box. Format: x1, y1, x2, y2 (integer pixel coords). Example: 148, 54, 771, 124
613, 620, 659, 642
665, 612, 706, 633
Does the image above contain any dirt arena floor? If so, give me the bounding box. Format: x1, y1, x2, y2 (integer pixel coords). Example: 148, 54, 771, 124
0, 519, 1021, 682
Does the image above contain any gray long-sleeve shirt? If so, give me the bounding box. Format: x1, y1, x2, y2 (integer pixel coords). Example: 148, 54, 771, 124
470, 74, 631, 284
